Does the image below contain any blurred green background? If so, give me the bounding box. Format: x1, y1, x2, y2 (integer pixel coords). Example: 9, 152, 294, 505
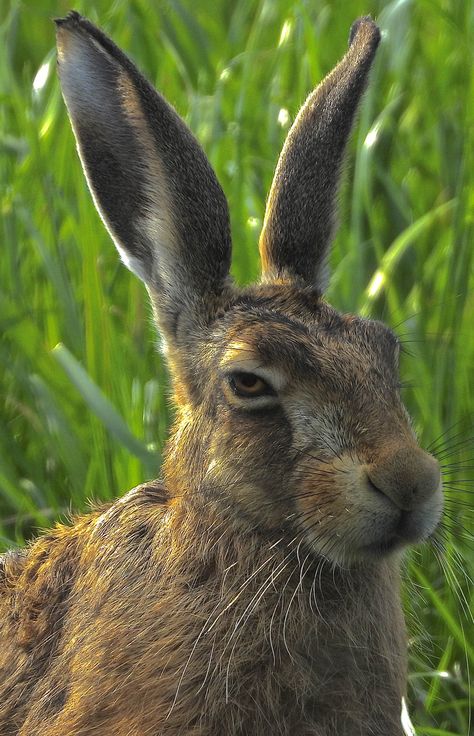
1, 0, 473, 732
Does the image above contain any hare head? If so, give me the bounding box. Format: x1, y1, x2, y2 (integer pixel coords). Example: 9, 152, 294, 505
56, 12, 442, 567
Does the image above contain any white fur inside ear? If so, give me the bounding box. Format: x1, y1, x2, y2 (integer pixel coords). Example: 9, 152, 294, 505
118, 71, 180, 294
138, 214, 179, 293
114, 239, 149, 282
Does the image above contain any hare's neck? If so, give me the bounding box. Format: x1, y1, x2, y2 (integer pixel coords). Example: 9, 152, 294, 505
165, 503, 408, 735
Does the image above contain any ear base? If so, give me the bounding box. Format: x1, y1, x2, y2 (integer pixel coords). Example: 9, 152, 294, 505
259, 16, 381, 289
56, 12, 232, 341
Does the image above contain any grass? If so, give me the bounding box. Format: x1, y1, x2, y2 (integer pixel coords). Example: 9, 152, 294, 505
1, 0, 473, 731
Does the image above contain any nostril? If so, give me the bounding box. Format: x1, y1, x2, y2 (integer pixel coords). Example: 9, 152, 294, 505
366, 475, 385, 497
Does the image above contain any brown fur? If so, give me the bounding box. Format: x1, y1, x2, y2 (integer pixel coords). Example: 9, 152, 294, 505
0, 482, 406, 736
0, 13, 442, 736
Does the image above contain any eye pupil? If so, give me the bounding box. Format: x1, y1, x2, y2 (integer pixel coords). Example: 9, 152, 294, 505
240, 374, 258, 388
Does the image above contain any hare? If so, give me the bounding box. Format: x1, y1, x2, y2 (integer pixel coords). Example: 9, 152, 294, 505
0, 12, 443, 736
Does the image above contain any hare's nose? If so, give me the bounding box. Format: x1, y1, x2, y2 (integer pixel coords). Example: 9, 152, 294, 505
367, 446, 441, 511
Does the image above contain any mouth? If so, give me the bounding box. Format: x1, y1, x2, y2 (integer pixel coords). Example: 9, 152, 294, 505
361, 507, 438, 557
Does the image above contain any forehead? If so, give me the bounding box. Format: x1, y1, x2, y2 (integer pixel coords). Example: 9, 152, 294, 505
214, 286, 398, 376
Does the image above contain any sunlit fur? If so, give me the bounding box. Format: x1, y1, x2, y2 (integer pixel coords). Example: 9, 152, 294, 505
0, 12, 443, 736
0, 482, 408, 735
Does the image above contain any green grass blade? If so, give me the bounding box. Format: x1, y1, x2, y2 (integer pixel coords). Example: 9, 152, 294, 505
53, 344, 159, 476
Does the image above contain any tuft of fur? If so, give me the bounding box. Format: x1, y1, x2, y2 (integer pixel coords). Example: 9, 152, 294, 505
0, 13, 441, 736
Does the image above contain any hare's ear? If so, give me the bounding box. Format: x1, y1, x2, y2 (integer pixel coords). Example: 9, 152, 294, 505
259, 17, 380, 289
55, 13, 231, 344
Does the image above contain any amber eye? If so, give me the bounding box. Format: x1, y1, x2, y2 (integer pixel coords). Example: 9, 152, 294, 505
229, 372, 275, 398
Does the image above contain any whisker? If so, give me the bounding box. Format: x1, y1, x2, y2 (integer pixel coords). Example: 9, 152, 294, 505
426, 419, 470, 453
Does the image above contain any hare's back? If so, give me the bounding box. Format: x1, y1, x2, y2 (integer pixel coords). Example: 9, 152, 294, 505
0, 481, 170, 733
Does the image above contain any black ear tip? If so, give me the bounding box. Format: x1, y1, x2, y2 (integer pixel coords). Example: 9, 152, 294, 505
348, 16, 381, 48
53, 10, 83, 29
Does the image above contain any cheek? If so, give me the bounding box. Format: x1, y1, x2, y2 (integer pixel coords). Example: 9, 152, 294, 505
215, 406, 293, 474
293, 456, 366, 561
205, 407, 295, 522
288, 400, 354, 455
295, 465, 347, 536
